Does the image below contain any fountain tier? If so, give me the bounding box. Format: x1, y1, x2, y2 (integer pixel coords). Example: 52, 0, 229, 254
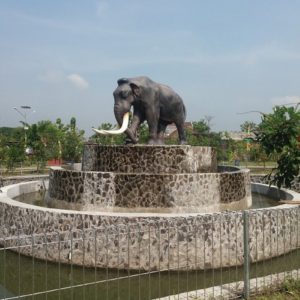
49, 144, 251, 212
82, 143, 217, 173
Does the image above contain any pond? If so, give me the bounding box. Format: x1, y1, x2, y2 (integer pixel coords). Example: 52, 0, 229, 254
0, 191, 294, 299
13, 191, 278, 212
1, 243, 299, 299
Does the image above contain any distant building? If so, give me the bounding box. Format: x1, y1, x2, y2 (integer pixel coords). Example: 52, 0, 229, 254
220, 131, 255, 141
165, 125, 256, 142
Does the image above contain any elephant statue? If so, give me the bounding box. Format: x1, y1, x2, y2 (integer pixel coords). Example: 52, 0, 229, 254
93, 76, 187, 145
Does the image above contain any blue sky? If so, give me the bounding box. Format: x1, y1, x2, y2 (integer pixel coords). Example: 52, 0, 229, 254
1, 0, 300, 136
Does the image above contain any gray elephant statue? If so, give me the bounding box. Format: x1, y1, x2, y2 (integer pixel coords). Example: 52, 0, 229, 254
94, 76, 187, 145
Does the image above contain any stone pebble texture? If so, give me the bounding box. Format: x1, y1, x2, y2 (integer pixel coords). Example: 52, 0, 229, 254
49, 144, 251, 211
82, 144, 217, 173
1, 200, 299, 271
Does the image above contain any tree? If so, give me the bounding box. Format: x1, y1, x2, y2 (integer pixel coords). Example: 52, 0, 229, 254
26, 118, 85, 168
27, 121, 61, 170
55, 118, 67, 160
240, 121, 257, 133
0, 134, 6, 163
192, 120, 210, 135
184, 120, 210, 146
61, 117, 85, 162
0, 127, 25, 171
256, 105, 300, 188
184, 120, 225, 160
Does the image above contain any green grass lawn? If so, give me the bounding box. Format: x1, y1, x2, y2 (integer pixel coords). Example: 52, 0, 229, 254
220, 161, 277, 174
252, 279, 300, 299
221, 161, 276, 167
0, 165, 50, 177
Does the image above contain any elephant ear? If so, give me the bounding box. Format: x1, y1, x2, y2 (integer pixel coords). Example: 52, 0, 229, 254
130, 82, 141, 97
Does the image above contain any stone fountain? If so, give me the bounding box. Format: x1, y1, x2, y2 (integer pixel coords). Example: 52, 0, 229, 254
43, 73, 252, 270
0, 77, 259, 272
0, 75, 299, 300
49, 76, 251, 213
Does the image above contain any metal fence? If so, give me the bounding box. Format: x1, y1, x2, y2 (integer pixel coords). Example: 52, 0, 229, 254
1, 208, 300, 300
0, 162, 48, 177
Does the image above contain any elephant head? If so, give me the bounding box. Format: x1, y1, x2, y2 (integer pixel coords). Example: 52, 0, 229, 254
113, 78, 140, 129
112, 78, 143, 143
92, 78, 141, 142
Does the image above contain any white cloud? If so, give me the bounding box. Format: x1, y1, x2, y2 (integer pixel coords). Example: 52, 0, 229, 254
270, 95, 300, 106
67, 73, 89, 90
39, 71, 89, 90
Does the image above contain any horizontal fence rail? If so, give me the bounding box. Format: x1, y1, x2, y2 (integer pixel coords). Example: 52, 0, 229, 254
0, 207, 300, 299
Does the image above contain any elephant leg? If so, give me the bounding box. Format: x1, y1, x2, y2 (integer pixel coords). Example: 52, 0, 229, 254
144, 103, 160, 144
147, 124, 158, 144
175, 122, 187, 145
157, 120, 169, 144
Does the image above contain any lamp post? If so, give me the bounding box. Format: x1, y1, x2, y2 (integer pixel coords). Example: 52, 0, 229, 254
13, 106, 34, 152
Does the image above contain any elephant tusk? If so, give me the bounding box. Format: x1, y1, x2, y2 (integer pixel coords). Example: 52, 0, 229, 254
92, 128, 110, 135
92, 112, 130, 135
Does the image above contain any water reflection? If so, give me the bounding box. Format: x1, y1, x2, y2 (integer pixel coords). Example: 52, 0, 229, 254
1, 246, 299, 300
14, 191, 278, 213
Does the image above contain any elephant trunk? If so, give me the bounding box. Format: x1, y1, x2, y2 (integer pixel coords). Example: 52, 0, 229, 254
114, 105, 137, 143
114, 106, 127, 127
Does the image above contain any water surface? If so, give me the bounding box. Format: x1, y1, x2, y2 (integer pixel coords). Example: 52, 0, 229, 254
14, 191, 278, 212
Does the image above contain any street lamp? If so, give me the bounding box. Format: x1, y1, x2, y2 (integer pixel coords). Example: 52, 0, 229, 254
13, 106, 34, 152
13, 106, 32, 127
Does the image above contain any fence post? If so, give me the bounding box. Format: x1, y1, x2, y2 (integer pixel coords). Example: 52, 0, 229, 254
243, 210, 250, 299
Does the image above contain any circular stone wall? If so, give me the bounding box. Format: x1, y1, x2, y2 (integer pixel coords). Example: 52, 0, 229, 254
1, 181, 300, 271
48, 167, 251, 212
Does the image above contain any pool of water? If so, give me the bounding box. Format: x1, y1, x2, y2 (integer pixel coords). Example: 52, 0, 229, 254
1, 244, 299, 300
251, 192, 278, 208
13, 191, 279, 212
1, 191, 291, 299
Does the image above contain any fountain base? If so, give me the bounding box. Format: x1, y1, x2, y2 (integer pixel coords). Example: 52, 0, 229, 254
49, 144, 251, 212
